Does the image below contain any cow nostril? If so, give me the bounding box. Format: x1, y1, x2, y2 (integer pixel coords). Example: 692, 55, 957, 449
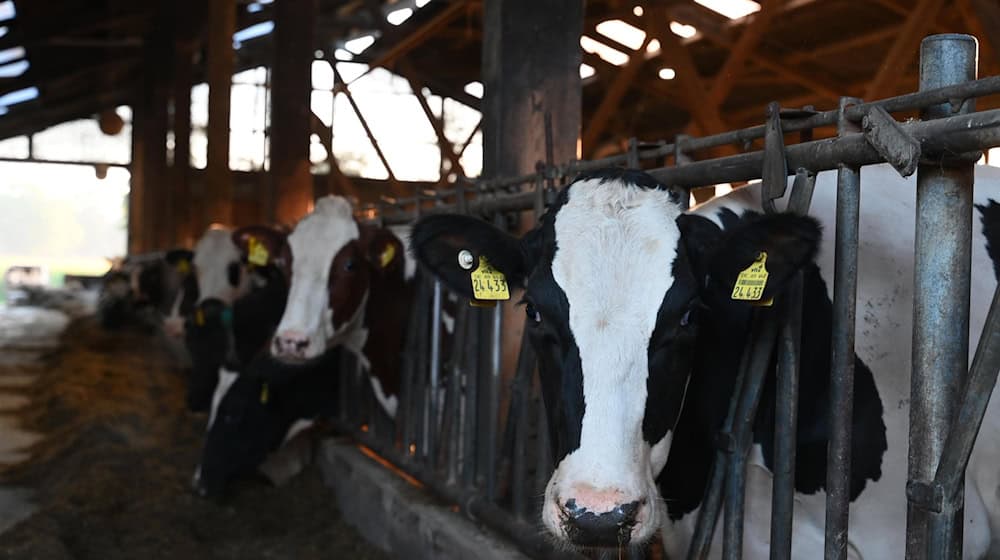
560, 498, 643, 547
294, 339, 308, 351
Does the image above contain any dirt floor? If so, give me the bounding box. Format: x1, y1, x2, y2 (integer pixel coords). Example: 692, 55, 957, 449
0, 316, 389, 560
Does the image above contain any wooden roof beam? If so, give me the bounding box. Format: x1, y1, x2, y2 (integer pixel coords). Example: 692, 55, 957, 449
864, 0, 947, 100
869, 0, 950, 34
960, 0, 1000, 75
581, 36, 652, 156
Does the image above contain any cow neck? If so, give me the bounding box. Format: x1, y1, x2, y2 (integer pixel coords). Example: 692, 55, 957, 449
360, 256, 414, 399
659, 263, 887, 520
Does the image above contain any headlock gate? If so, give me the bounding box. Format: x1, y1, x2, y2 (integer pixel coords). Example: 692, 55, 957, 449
333, 34, 1000, 560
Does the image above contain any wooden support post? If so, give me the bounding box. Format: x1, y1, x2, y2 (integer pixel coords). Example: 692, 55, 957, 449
481, 0, 583, 424
205, 0, 235, 229
128, 96, 145, 254
865, 0, 946, 100
135, 0, 171, 252
271, 0, 316, 226
482, 0, 582, 177
170, 0, 199, 247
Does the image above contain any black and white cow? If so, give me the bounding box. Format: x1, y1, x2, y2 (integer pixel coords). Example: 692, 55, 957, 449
412, 164, 1000, 557
97, 249, 196, 332
193, 196, 414, 498
184, 225, 289, 412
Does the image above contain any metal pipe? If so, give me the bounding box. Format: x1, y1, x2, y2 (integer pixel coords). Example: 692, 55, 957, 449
825, 97, 864, 560
378, 108, 1000, 225
926, 283, 1000, 557
428, 280, 443, 461
462, 307, 480, 487
723, 312, 781, 560
485, 300, 502, 500
907, 33, 978, 560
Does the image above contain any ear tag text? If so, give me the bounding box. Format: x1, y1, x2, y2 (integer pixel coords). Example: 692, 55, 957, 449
731, 252, 770, 302
379, 244, 396, 269
248, 236, 270, 267
470, 255, 510, 302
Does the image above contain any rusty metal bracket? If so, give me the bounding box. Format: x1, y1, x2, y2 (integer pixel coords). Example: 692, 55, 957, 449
862, 105, 921, 177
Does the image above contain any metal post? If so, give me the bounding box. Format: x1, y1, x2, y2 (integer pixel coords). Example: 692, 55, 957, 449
428, 280, 443, 461
907, 33, 978, 560
485, 296, 503, 500
825, 98, 863, 560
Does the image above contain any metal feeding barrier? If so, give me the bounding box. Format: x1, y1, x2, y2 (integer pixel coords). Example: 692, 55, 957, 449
332, 34, 1000, 560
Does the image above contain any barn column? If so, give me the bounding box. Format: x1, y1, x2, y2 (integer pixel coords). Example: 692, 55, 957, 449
270, 0, 317, 226
131, 0, 172, 253
204, 0, 236, 229
479, 0, 583, 485
170, 0, 198, 248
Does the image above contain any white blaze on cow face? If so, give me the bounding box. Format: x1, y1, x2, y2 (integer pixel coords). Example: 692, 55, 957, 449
542, 178, 684, 544
193, 227, 251, 305
272, 196, 366, 361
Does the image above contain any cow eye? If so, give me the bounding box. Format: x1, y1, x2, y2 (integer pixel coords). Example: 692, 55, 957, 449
226, 262, 241, 287
344, 258, 356, 272
525, 302, 542, 325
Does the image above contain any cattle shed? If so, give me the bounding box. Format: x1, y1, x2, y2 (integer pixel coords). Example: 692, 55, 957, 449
2, 0, 1000, 559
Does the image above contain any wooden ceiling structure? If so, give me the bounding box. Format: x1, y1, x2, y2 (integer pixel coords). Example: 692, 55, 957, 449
1, 0, 998, 253
2, 0, 998, 153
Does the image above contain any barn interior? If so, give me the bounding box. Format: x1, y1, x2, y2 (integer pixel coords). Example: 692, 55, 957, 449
0, 0, 997, 558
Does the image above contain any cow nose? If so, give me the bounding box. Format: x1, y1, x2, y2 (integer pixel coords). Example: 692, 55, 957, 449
560, 497, 642, 547
272, 331, 309, 358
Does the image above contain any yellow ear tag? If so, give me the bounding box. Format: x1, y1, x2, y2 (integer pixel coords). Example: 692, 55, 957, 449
379, 243, 396, 269
470, 256, 510, 302
731, 252, 770, 303
247, 236, 270, 267
176, 259, 191, 275
260, 383, 269, 404
195, 308, 205, 326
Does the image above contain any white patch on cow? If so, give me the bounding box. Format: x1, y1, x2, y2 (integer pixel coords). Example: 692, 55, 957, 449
207, 367, 239, 431
543, 177, 684, 544
162, 288, 187, 339
387, 224, 418, 281
369, 376, 398, 418
274, 196, 365, 361
193, 227, 250, 305
282, 419, 316, 444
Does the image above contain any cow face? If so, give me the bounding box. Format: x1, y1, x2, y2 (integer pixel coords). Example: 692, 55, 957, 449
193, 227, 252, 307
271, 196, 403, 362
412, 169, 819, 549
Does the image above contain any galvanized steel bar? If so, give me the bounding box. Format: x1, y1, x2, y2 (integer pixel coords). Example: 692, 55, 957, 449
926, 283, 1000, 558
825, 97, 864, 560
722, 312, 781, 560
485, 301, 503, 500
906, 34, 978, 560
770, 275, 802, 560
427, 280, 443, 461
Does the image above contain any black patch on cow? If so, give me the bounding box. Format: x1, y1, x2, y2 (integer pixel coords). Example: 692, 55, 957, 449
572, 168, 684, 204
976, 200, 1000, 281
659, 211, 886, 520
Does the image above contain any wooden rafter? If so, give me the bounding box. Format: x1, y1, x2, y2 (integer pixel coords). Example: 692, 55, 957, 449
962, 0, 1000, 75
786, 25, 899, 64
865, 0, 947, 100
703, 0, 780, 113
332, 64, 398, 184
405, 72, 468, 177
581, 35, 652, 156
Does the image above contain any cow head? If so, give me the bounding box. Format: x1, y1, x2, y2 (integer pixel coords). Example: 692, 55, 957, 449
412, 169, 820, 548
271, 195, 404, 362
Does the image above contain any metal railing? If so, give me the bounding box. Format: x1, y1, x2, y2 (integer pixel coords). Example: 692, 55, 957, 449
334, 34, 1000, 560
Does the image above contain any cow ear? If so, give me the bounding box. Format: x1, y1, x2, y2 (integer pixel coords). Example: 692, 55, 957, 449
680, 212, 821, 302
412, 214, 529, 299
232, 226, 289, 270
164, 249, 195, 275
361, 227, 405, 273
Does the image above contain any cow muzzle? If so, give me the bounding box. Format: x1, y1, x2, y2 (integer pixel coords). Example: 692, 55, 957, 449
271, 329, 311, 360
551, 484, 652, 547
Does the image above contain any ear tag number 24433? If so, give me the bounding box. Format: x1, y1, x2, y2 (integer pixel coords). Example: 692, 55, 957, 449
470, 256, 510, 302
731, 252, 772, 306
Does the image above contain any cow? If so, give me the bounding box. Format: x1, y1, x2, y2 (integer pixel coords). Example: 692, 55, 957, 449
411, 164, 1000, 558
96, 249, 196, 332
193, 196, 413, 498
184, 225, 289, 412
